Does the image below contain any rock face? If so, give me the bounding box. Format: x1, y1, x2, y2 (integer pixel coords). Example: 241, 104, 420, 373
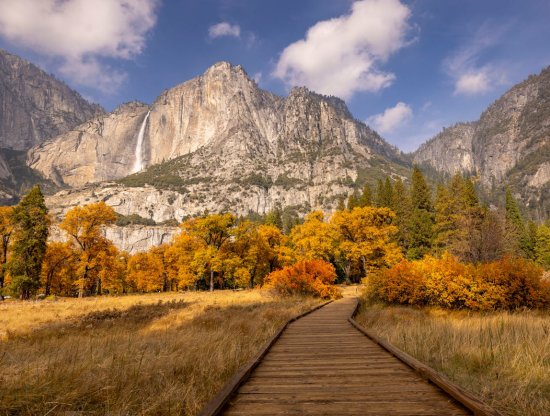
413, 66, 550, 218
0, 49, 103, 151
34, 62, 409, 217
28, 102, 149, 187
50, 224, 180, 254
414, 123, 476, 174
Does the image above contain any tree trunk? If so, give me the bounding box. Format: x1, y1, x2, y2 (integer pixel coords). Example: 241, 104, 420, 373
210, 270, 214, 292
45, 272, 52, 296
79, 265, 89, 298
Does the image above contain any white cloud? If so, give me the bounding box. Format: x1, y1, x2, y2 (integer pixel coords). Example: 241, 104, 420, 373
454, 70, 492, 95
0, 0, 159, 93
444, 23, 507, 96
273, 0, 412, 100
368, 102, 412, 134
208, 22, 241, 39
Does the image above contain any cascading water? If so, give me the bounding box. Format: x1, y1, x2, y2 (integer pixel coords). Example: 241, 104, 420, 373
132, 110, 150, 173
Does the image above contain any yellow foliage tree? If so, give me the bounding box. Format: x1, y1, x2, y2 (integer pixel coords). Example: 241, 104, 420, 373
59, 202, 117, 297
180, 213, 235, 291
0, 206, 14, 293
290, 211, 338, 262
330, 206, 403, 282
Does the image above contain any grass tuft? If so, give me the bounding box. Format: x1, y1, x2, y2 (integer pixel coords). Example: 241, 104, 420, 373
355, 301, 550, 416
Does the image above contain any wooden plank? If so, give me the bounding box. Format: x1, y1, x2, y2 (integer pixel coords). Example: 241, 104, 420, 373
197, 300, 332, 416
200, 296, 499, 416
348, 301, 502, 416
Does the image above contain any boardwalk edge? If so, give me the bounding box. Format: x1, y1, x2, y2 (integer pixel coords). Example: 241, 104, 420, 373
198, 299, 333, 416
348, 299, 503, 416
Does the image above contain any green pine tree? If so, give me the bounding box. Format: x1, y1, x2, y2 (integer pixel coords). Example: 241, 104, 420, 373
358, 183, 373, 207
264, 205, 283, 230
407, 166, 434, 259
7, 186, 50, 299
535, 223, 550, 269
504, 188, 528, 257
347, 192, 360, 211
391, 177, 411, 253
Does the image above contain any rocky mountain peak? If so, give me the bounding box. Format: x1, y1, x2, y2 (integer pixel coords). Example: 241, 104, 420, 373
0, 49, 104, 151
413, 64, 550, 219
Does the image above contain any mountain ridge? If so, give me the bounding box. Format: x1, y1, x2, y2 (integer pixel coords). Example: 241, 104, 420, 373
413, 65, 550, 219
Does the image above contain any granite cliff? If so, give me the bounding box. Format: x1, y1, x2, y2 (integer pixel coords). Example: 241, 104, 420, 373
32, 62, 409, 218
414, 66, 550, 218
0, 49, 103, 201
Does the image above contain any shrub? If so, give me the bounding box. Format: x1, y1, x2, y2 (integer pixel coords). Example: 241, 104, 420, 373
264, 259, 341, 299
368, 253, 550, 310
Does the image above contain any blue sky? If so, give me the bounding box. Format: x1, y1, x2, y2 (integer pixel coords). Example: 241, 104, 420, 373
0, 0, 549, 152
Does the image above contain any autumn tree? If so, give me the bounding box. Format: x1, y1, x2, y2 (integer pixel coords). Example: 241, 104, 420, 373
0, 206, 14, 295
330, 207, 403, 283
290, 211, 338, 263
127, 251, 165, 292
98, 246, 129, 294
180, 213, 235, 291
7, 186, 50, 299
59, 202, 117, 297
41, 242, 77, 296
228, 222, 284, 288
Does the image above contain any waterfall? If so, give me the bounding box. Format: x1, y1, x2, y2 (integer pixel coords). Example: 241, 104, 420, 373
132, 110, 150, 173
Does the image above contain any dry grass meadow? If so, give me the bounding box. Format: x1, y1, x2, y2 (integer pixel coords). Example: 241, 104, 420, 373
356, 301, 550, 416
0, 290, 321, 415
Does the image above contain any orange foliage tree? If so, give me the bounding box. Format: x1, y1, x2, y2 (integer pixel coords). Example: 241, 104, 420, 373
264, 259, 341, 299
369, 253, 550, 310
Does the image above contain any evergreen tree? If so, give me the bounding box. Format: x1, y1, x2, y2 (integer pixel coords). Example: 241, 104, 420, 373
383, 177, 394, 208
347, 192, 360, 211
7, 186, 50, 299
433, 183, 455, 255
433, 174, 485, 262
525, 220, 538, 260
407, 167, 434, 259
535, 223, 550, 269
336, 197, 346, 212
391, 177, 411, 253
264, 205, 283, 230
504, 188, 528, 257
358, 183, 372, 207
410, 166, 433, 211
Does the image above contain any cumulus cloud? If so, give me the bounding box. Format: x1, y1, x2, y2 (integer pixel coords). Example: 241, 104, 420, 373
273, 0, 412, 100
208, 22, 241, 39
0, 0, 159, 93
444, 24, 507, 96
368, 102, 412, 134
454, 70, 492, 95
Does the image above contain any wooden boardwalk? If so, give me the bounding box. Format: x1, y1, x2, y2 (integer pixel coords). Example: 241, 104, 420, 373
221, 297, 471, 415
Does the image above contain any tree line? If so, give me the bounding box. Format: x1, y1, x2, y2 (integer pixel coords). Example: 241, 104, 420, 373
0, 166, 548, 300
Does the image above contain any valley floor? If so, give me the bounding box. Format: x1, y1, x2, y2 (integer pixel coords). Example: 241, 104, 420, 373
0, 291, 321, 416
355, 302, 550, 416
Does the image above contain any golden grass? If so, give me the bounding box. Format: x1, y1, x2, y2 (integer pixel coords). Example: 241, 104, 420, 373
356, 301, 550, 416
0, 290, 321, 415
